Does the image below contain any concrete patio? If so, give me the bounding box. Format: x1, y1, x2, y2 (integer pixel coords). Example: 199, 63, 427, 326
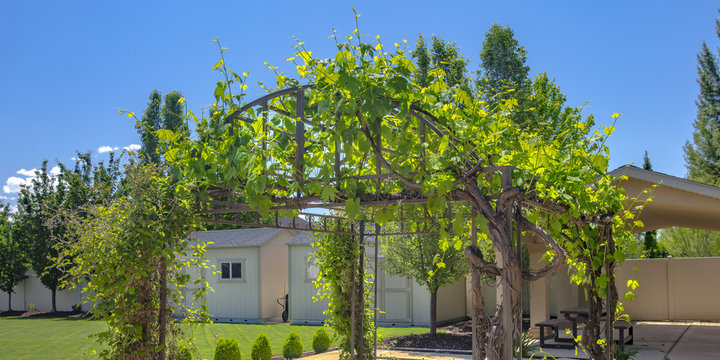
300, 321, 720, 359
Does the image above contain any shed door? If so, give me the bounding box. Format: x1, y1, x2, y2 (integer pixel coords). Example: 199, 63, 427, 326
379, 266, 412, 323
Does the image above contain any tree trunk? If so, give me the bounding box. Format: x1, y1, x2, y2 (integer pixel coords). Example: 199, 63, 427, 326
158, 260, 168, 360
51, 287, 57, 313
7, 291, 12, 312
470, 266, 488, 360
429, 288, 438, 336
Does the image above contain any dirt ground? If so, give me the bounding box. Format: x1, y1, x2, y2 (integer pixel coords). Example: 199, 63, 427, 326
383, 320, 472, 350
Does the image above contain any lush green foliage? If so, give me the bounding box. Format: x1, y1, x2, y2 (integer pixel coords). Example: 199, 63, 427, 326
214, 338, 242, 360
58, 162, 210, 359
311, 328, 331, 353
282, 332, 304, 359
659, 227, 720, 257
13, 154, 121, 312
311, 230, 374, 359
165, 17, 641, 359
0, 318, 428, 360
251, 334, 272, 360
0, 202, 27, 311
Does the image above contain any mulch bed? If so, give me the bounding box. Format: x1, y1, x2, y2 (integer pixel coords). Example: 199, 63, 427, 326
383, 320, 473, 351
0, 310, 86, 318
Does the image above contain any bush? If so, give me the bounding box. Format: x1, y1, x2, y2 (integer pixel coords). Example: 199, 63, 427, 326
312, 328, 331, 354
214, 337, 242, 360
282, 331, 304, 359
251, 334, 273, 360
175, 344, 193, 360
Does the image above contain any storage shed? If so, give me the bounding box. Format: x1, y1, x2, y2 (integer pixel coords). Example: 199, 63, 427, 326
190, 228, 292, 323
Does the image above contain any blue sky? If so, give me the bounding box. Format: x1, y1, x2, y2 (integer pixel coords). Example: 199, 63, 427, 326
1, 1, 718, 207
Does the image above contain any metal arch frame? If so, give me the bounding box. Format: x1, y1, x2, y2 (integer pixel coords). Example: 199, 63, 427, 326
197, 85, 482, 236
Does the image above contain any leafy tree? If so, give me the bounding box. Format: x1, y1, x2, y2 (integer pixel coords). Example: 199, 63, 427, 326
0, 203, 27, 312
382, 231, 468, 335
477, 24, 534, 129
13, 162, 65, 312
167, 21, 641, 360
58, 161, 209, 360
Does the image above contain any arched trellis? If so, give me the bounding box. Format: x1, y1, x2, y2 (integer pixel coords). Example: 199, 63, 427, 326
191, 85, 618, 360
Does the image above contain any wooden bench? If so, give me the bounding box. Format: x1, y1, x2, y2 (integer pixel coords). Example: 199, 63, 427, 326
614, 320, 634, 350
536, 318, 574, 348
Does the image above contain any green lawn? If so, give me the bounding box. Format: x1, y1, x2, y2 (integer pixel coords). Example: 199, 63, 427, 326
0, 317, 429, 359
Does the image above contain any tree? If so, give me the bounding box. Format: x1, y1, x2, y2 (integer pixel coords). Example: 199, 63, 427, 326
667, 11, 720, 259
382, 228, 469, 335
659, 227, 720, 257
684, 12, 720, 185
0, 203, 27, 312
13, 154, 121, 313
640, 151, 664, 258
58, 161, 209, 360
477, 24, 534, 129
167, 22, 640, 360
13, 162, 64, 312
137, 90, 163, 164
413, 34, 469, 90
136, 90, 187, 165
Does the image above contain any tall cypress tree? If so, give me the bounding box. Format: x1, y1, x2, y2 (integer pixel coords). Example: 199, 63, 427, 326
412, 34, 469, 90
684, 14, 720, 185
136, 90, 186, 165
136, 90, 162, 164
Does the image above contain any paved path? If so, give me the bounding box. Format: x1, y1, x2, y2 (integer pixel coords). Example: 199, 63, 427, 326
300, 322, 720, 359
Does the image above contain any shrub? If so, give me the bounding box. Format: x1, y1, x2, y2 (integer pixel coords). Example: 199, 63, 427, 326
214, 337, 242, 360
312, 328, 331, 354
251, 334, 273, 360
282, 331, 304, 359
175, 344, 193, 360
26, 303, 37, 312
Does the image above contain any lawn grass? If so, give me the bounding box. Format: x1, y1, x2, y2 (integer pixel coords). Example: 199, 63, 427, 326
0, 316, 429, 359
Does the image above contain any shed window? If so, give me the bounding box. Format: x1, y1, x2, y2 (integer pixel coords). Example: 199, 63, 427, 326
220, 261, 243, 279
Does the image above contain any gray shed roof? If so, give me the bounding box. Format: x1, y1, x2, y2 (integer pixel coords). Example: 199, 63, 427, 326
286, 231, 314, 245
190, 228, 285, 248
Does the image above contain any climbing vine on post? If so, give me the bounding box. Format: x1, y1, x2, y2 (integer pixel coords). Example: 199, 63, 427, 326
311, 224, 374, 360
165, 15, 645, 360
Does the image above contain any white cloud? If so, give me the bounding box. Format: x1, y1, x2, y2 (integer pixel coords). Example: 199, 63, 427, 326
9, 205, 17, 214
124, 144, 141, 152
98, 146, 119, 153
49, 166, 61, 176
16, 168, 38, 176
3, 176, 32, 194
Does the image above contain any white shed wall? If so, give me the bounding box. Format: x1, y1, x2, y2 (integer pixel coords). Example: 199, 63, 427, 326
288, 244, 327, 324
205, 247, 261, 321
